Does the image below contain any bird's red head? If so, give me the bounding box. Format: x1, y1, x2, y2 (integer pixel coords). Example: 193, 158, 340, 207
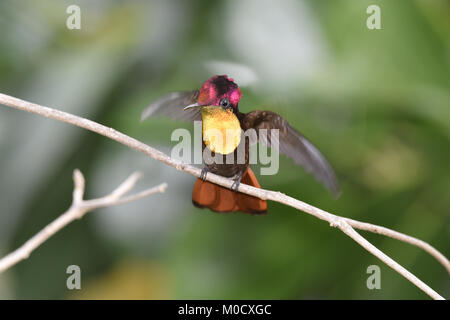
198, 75, 242, 110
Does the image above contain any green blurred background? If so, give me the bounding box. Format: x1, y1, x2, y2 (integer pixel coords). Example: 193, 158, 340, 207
0, 0, 449, 299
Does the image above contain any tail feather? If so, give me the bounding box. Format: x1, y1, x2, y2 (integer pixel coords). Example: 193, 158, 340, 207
192, 168, 267, 214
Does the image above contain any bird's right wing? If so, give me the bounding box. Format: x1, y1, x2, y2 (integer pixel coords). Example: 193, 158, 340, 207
243, 110, 340, 197
141, 90, 201, 122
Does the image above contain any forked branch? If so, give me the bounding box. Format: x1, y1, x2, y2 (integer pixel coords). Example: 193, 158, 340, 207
0, 169, 167, 273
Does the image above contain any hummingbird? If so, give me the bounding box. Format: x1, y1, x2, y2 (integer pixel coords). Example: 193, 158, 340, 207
141, 75, 339, 214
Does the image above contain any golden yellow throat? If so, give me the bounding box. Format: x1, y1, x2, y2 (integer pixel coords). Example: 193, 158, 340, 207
201, 106, 242, 155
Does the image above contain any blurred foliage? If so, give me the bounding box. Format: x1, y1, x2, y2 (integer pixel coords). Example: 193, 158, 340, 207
0, 0, 449, 299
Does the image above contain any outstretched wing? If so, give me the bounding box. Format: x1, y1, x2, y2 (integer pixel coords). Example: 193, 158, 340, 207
242, 110, 340, 197
141, 90, 201, 122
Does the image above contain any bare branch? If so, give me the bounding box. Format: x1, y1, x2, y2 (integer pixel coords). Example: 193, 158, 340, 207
344, 218, 450, 275
72, 169, 85, 205
0, 92, 448, 300
0, 169, 167, 273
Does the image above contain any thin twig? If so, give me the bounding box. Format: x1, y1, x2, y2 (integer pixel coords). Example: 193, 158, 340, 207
0, 92, 448, 299
0, 169, 167, 273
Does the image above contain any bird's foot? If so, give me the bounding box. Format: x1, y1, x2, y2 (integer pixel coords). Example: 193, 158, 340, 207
231, 174, 243, 192
200, 167, 210, 181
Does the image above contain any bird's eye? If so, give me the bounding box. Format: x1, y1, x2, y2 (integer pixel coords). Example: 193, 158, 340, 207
220, 98, 230, 108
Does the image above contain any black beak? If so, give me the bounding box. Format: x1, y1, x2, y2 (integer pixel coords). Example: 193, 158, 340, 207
183, 103, 201, 110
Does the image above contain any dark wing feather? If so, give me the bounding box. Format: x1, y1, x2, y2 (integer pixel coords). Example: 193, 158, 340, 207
242, 110, 340, 197
141, 90, 201, 122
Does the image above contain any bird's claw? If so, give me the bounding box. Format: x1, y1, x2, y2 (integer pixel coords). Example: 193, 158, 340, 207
200, 167, 209, 181
231, 175, 242, 192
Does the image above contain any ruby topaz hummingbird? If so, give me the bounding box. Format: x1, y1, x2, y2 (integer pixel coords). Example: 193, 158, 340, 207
141, 75, 339, 214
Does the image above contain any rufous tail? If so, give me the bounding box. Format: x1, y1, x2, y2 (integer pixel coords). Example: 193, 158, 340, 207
192, 167, 267, 214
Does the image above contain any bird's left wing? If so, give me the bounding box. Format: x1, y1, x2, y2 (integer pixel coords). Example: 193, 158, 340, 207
242, 110, 340, 197
141, 90, 201, 122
